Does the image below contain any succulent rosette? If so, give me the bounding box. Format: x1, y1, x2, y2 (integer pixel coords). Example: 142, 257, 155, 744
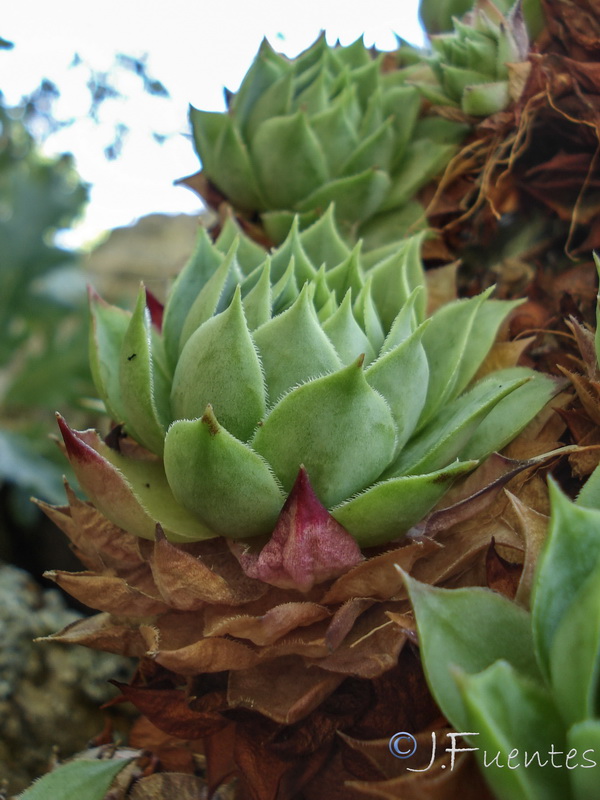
414, 0, 531, 116
419, 0, 543, 39
54, 210, 556, 565
190, 34, 468, 253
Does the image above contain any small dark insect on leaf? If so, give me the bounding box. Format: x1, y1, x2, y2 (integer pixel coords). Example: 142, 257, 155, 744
128, 353, 137, 361
145, 483, 150, 488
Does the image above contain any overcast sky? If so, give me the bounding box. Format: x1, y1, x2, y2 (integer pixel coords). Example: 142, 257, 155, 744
3, 0, 425, 246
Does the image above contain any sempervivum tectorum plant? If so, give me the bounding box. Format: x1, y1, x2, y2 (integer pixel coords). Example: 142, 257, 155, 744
189, 33, 469, 252
412, 0, 531, 117
55, 209, 556, 555
419, 0, 543, 39
38, 212, 559, 797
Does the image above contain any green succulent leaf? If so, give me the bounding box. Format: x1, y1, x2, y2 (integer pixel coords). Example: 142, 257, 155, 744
252, 284, 341, 402
269, 217, 317, 284
532, 483, 600, 682
380, 138, 459, 212
568, 721, 600, 800
389, 373, 529, 477
460, 369, 562, 462
88, 290, 130, 422
455, 298, 523, 396
171, 287, 266, 442
418, 288, 495, 425
380, 287, 426, 354
17, 757, 136, 800
162, 227, 224, 368
323, 242, 365, 303
332, 460, 477, 546
456, 662, 570, 800
230, 38, 291, 132
365, 322, 430, 453
442, 64, 493, 98
549, 557, 600, 727
297, 167, 392, 228
339, 116, 395, 176
241, 259, 273, 330
367, 233, 427, 332
190, 109, 265, 210
178, 240, 241, 350
310, 89, 361, 175
118, 287, 170, 455
385, 85, 422, 164
261, 208, 319, 245
164, 408, 285, 538
404, 575, 541, 732
462, 80, 510, 116
321, 290, 375, 365
214, 215, 268, 272
251, 111, 329, 208
252, 357, 396, 507
244, 71, 294, 141
297, 203, 352, 266
58, 419, 214, 542
353, 277, 385, 353
576, 461, 600, 510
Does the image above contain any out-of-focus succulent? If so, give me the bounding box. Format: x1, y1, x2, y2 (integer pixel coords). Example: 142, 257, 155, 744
190, 34, 468, 253
420, 0, 543, 39
414, 0, 531, 116
55, 211, 556, 584
405, 481, 600, 800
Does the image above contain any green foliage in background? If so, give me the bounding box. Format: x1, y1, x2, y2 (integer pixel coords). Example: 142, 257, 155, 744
0, 96, 90, 522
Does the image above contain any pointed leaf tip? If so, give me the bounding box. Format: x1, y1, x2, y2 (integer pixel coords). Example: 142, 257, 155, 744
145, 287, 164, 331
231, 467, 363, 592
200, 404, 220, 435
56, 414, 97, 465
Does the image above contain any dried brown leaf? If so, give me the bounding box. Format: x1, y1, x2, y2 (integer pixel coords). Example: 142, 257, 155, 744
44, 571, 168, 616
150, 527, 266, 610
311, 604, 407, 678
114, 681, 227, 739
561, 369, 600, 426
227, 657, 344, 724
34, 481, 143, 572
325, 598, 374, 651
474, 336, 536, 380
425, 262, 459, 315
38, 612, 147, 657
485, 539, 523, 599
150, 634, 261, 675
203, 601, 330, 646
507, 491, 549, 606
322, 540, 440, 605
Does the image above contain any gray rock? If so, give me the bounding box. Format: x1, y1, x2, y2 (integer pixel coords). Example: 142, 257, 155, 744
0, 563, 133, 796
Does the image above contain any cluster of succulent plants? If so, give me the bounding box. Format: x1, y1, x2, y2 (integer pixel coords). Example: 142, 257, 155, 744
19, 0, 600, 798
